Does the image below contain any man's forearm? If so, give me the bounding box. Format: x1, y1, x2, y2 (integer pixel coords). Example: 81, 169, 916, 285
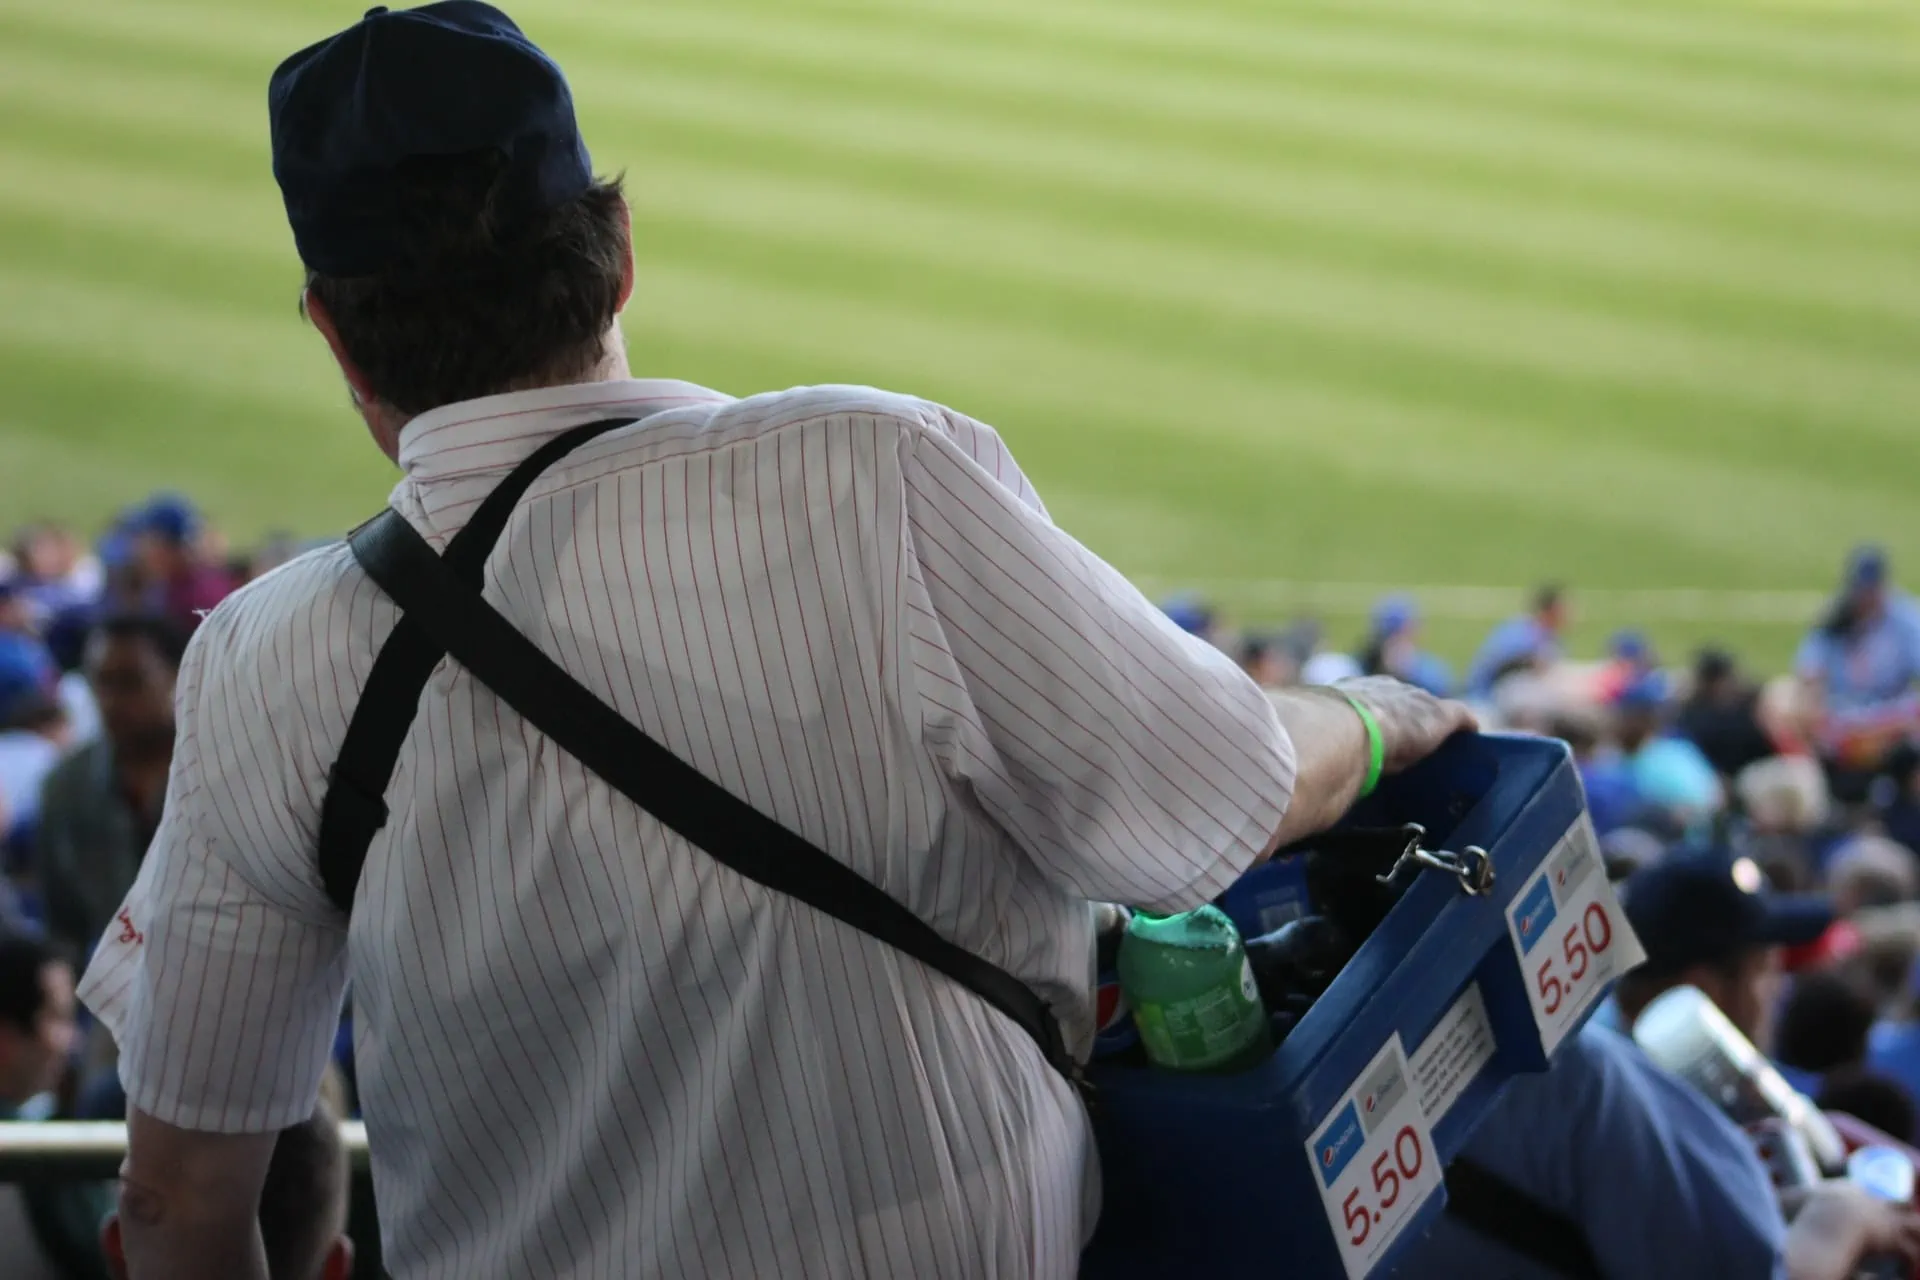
1263, 687, 1370, 854
1782, 1186, 1870, 1280
118, 1188, 269, 1280
119, 1109, 275, 1280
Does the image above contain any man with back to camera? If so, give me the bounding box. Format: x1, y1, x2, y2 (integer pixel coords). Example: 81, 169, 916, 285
1416, 849, 1920, 1280
75, 6, 1473, 1278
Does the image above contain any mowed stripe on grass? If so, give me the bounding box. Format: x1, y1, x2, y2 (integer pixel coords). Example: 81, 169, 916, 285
2, 0, 1917, 665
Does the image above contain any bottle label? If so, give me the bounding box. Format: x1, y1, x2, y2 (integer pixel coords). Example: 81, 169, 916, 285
1134, 956, 1267, 1070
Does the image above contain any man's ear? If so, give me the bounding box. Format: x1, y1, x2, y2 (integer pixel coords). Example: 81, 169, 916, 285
615, 196, 635, 312
322, 1233, 356, 1280
302, 289, 379, 406
100, 1213, 129, 1280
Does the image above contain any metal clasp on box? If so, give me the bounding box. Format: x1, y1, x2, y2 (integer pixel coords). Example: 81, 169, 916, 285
1376, 823, 1495, 898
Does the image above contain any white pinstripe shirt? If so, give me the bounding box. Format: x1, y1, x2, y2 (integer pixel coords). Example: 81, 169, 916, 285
77, 379, 1296, 1280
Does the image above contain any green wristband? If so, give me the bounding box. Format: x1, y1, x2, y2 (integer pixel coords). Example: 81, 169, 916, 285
1340, 692, 1386, 799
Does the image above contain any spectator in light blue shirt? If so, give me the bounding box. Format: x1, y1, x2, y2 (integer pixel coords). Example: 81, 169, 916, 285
1466, 585, 1567, 699
1796, 546, 1920, 775
1615, 676, 1724, 841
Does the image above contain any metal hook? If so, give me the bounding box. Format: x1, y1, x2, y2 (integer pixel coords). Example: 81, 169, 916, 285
1377, 836, 1495, 898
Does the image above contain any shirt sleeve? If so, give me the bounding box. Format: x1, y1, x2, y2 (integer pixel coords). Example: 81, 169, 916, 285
899, 405, 1295, 913
75, 599, 348, 1135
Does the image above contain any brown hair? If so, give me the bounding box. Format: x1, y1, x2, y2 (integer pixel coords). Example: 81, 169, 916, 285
303, 149, 627, 417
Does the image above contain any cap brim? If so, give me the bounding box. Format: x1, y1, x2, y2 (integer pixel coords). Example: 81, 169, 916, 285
1752, 894, 1835, 949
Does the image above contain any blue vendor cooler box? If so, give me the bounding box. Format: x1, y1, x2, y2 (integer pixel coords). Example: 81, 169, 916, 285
1080, 732, 1618, 1280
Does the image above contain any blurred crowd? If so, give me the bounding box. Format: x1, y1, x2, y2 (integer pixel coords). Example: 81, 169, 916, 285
1, 492, 1918, 1277
0, 498, 358, 1280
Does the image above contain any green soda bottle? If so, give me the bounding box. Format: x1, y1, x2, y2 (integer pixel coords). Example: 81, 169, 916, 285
1118, 904, 1273, 1073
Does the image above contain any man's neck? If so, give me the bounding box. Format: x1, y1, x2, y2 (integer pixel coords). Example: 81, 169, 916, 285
378, 339, 634, 449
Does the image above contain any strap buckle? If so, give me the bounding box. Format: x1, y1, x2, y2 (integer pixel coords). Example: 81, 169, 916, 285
323, 764, 391, 837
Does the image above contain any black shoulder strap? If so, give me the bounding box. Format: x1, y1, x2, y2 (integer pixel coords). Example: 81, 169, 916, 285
319, 419, 1078, 1087
316, 417, 640, 913
1444, 1156, 1605, 1280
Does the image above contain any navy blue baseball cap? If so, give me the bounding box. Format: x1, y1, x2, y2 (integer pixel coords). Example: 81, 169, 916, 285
1609, 629, 1650, 663
1847, 544, 1889, 593
268, 2, 593, 275
1622, 847, 1832, 976
134, 494, 202, 545
1372, 595, 1418, 639
1160, 593, 1215, 637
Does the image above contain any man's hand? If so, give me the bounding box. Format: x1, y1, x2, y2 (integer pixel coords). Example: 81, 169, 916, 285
1335, 676, 1479, 774
1784, 1181, 1920, 1280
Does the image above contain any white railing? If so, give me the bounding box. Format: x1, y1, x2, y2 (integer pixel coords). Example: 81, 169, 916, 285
0, 1121, 370, 1181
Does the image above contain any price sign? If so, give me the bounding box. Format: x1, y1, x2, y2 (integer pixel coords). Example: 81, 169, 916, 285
1305, 1036, 1443, 1280
1506, 815, 1646, 1054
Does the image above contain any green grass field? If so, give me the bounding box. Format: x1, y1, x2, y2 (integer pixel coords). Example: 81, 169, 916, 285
4, 0, 1919, 667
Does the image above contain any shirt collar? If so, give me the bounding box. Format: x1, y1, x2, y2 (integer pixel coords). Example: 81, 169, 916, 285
397, 379, 732, 484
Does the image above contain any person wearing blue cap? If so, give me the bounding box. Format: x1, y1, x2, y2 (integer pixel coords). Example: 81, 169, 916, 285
1416, 850, 1920, 1280
77, 8, 1477, 1279
1465, 583, 1568, 700
1611, 673, 1724, 840
1158, 592, 1217, 644
1358, 595, 1453, 697
1593, 627, 1667, 705
129, 494, 237, 633
1796, 546, 1920, 788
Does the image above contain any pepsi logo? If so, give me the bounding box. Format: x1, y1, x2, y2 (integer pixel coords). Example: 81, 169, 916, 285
1322, 1145, 1338, 1168
1095, 983, 1128, 1032
1363, 1093, 1377, 1114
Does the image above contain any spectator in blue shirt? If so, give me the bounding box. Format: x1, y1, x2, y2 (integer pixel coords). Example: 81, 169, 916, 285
1552, 709, 1641, 837
1416, 849, 1884, 1280
1419, 1022, 1791, 1279
1359, 595, 1453, 697
1865, 948, 1920, 1114
1615, 676, 1725, 841
0, 582, 55, 727
1466, 584, 1568, 699
1796, 546, 1920, 777
7, 523, 104, 633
